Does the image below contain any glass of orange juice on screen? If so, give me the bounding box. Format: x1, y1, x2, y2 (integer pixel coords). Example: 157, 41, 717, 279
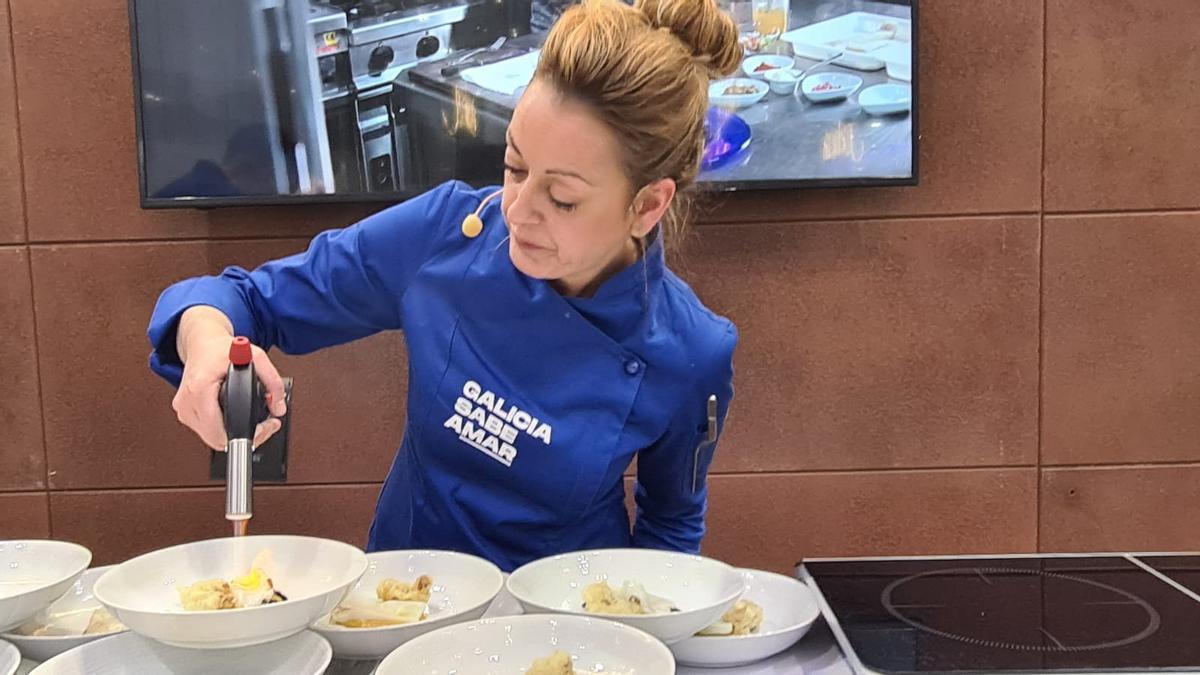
753, 0, 787, 37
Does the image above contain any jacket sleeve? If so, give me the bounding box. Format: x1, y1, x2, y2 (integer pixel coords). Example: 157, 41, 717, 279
146, 180, 469, 387
631, 323, 737, 552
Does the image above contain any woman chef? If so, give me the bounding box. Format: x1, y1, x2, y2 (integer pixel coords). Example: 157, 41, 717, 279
147, 0, 743, 572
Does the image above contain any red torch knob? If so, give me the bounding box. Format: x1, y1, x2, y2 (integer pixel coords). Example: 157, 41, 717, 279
228, 336, 253, 366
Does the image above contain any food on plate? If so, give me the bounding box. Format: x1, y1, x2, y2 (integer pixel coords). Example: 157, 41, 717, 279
178, 569, 285, 611
525, 650, 575, 674
844, 24, 901, 53
85, 607, 125, 634
15, 607, 126, 637
377, 574, 433, 603
178, 579, 238, 611
811, 81, 840, 92
722, 83, 761, 96
753, 61, 779, 73
177, 550, 286, 611
696, 599, 764, 636
845, 40, 883, 53
581, 580, 678, 615
330, 598, 427, 628
329, 576, 433, 628
739, 31, 779, 54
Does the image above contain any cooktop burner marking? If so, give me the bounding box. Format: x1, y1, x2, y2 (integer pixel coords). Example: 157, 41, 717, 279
881, 567, 1162, 653
1125, 554, 1200, 605
1038, 628, 1066, 650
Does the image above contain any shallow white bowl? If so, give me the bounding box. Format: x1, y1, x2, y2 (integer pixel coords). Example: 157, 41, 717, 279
709, 78, 769, 109
858, 82, 912, 115
2, 566, 127, 662
670, 568, 821, 667
312, 549, 504, 660
375, 613, 674, 675
801, 72, 864, 102
93, 535, 366, 649
0, 639, 17, 675
0, 542, 91, 634
506, 548, 743, 644
28, 629, 331, 674
763, 69, 800, 95
742, 54, 794, 80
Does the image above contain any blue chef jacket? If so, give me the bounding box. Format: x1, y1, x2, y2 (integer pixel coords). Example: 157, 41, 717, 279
147, 181, 737, 572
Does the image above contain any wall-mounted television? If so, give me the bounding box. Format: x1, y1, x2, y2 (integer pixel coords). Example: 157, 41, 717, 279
128, 0, 917, 208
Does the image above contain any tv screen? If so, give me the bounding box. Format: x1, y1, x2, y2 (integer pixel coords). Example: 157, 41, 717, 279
129, 0, 916, 208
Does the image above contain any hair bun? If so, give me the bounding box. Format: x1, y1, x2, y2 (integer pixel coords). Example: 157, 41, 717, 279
635, 0, 742, 78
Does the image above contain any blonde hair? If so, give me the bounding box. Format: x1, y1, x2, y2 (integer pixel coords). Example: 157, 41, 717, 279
535, 0, 742, 248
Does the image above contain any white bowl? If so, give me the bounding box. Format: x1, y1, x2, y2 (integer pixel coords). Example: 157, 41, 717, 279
886, 59, 911, 82
709, 78, 769, 109
801, 72, 864, 102
670, 568, 821, 667
0, 639, 17, 675
742, 54, 794, 80
0, 542, 92, 634
2, 566, 127, 662
312, 549, 504, 660
506, 548, 743, 644
763, 69, 800, 95
93, 535, 366, 649
375, 613, 675, 675
858, 82, 912, 115
481, 582, 524, 619
28, 629, 331, 674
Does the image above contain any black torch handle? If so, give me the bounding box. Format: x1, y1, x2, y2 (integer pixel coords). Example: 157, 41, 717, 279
219, 360, 266, 442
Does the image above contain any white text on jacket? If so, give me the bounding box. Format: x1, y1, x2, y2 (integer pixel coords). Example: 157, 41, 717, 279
443, 380, 553, 467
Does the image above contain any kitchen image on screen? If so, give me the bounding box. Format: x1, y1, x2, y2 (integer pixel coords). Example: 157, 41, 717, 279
130, 0, 915, 207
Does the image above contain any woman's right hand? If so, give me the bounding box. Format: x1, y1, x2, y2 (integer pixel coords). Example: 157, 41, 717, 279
172, 306, 289, 451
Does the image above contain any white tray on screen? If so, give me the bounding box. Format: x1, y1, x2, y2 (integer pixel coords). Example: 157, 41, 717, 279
782, 11, 912, 75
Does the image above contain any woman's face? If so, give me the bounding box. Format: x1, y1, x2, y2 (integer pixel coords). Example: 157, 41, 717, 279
502, 78, 673, 296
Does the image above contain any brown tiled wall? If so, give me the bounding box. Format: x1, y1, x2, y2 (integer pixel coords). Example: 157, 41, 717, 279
2, 0, 1199, 573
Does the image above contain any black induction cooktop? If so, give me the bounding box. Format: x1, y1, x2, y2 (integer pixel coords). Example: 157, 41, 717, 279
799, 554, 1200, 674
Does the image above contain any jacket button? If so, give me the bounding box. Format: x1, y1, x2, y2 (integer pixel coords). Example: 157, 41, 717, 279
624, 359, 641, 375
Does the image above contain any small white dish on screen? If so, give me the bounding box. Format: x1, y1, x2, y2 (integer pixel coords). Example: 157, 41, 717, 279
28, 629, 331, 675
2, 566, 127, 662
708, 78, 769, 109
375, 613, 674, 675
312, 549, 504, 660
858, 83, 912, 116
885, 59, 911, 82
506, 548, 744, 644
742, 54, 794, 80
93, 535, 366, 649
670, 568, 821, 667
0, 541, 92, 634
800, 72, 864, 102
763, 69, 801, 96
